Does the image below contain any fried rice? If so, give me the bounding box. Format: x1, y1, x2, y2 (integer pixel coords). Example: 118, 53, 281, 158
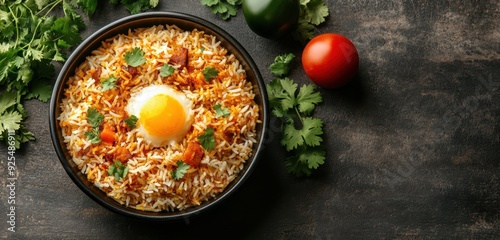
58, 24, 260, 212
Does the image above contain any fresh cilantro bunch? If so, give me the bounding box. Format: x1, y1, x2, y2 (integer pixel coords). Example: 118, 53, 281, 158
0, 0, 86, 148
200, 0, 242, 20
0, 0, 157, 149
293, 0, 329, 44
266, 54, 325, 177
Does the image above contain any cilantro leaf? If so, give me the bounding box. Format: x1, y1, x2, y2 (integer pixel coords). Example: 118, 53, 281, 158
0, 91, 17, 114
201, 0, 242, 20
160, 64, 175, 77
113, 0, 159, 14
198, 127, 216, 150
124, 115, 138, 129
100, 75, 119, 91
0, 111, 22, 133
214, 104, 230, 118
296, 84, 322, 114
172, 160, 190, 180
124, 47, 146, 67
84, 129, 101, 144
87, 107, 104, 129
202, 66, 219, 82
85, 107, 103, 143
108, 160, 129, 181
294, 0, 329, 44
285, 146, 325, 177
269, 53, 295, 77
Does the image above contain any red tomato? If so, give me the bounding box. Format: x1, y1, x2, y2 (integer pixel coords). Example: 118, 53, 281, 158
302, 33, 359, 88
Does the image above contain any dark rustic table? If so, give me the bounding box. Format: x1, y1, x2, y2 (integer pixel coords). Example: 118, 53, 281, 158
1, 0, 499, 239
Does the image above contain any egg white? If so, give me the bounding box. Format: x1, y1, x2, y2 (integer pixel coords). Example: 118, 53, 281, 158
125, 85, 194, 147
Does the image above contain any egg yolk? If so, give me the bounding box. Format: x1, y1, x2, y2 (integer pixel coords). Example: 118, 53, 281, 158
139, 94, 186, 137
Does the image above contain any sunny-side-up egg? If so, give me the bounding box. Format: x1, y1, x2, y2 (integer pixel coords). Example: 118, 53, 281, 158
125, 85, 194, 147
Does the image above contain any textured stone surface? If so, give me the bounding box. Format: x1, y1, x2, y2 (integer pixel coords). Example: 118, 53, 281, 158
1, 0, 499, 239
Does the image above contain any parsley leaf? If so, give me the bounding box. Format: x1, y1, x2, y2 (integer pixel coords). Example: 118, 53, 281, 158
198, 127, 216, 151
269, 53, 295, 77
214, 104, 230, 118
172, 160, 190, 180
124, 115, 138, 129
200, 0, 242, 20
160, 64, 175, 77
100, 75, 119, 91
108, 160, 129, 181
124, 47, 146, 67
202, 66, 219, 82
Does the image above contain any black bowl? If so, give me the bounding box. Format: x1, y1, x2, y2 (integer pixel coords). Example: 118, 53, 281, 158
49, 12, 269, 221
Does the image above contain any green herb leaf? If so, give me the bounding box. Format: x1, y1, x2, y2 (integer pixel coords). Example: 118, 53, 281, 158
100, 75, 119, 91
269, 53, 295, 77
266, 54, 326, 177
160, 64, 175, 77
172, 160, 190, 180
294, 0, 329, 44
296, 84, 322, 115
87, 107, 104, 129
108, 160, 129, 181
85, 107, 103, 143
200, 0, 242, 20
124, 47, 146, 67
84, 129, 101, 144
198, 127, 216, 151
202, 66, 219, 82
124, 115, 138, 129
214, 104, 230, 118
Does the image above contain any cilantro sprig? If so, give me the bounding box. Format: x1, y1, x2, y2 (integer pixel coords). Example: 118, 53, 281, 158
124, 47, 146, 67
200, 0, 242, 20
108, 160, 129, 181
293, 0, 330, 44
214, 103, 230, 118
266, 54, 325, 177
202, 66, 220, 82
100, 75, 119, 91
198, 127, 216, 151
172, 160, 190, 180
124, 115, 138, 129
0, 0, 157, 149
85, 107, 104, 144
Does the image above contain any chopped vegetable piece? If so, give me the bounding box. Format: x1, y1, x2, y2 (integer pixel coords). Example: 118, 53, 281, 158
124, 47, 146, 67
214, 104, 230, 118
172, 160, 190, 180
202, 66, 219, 82
198, 128, 216, 150
183, 142, 204, 167
100, 123, 116, 144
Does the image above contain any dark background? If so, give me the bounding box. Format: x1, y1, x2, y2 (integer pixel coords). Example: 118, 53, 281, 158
1, 0, 499, 239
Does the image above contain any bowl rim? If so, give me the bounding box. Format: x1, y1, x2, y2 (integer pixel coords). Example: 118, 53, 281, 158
49, 11, 269, 221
